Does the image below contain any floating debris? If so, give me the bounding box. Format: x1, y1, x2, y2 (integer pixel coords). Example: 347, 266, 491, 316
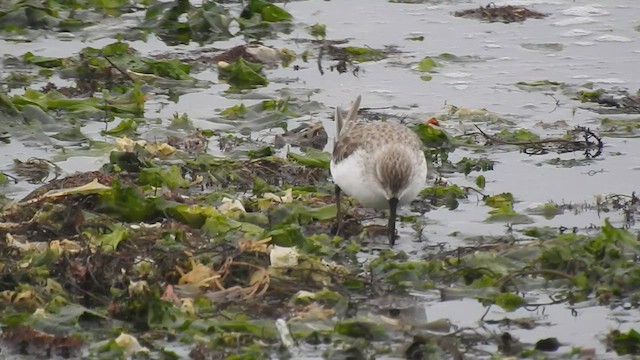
454, 4, 547, 23
474, 125, 604, 158
577, 87, 640, 114
205, 44, 296, 68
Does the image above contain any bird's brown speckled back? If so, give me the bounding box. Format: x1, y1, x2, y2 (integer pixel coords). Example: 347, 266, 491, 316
332, 121, 424, 165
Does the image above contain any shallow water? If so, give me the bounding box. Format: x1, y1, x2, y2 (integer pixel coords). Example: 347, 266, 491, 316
2, 0, 640, 358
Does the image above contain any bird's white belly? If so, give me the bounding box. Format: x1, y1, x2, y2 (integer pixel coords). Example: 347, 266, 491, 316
331, 150, 396, 209
330, 151, 390, 209
331, 150, 428, 209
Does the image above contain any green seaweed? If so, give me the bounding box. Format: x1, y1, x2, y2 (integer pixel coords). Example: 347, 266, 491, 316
218, 57, 268, 90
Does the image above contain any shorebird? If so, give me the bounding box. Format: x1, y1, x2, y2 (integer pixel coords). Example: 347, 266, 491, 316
330, 95, 428, 246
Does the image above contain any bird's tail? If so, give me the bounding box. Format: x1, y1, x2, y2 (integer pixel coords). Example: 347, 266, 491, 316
334, 95, 362, 137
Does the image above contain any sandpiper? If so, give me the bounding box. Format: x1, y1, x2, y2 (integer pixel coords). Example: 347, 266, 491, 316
330, 95, 428, 246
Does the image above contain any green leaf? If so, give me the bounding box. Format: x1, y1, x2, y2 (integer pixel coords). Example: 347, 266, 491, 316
496, 128, 540, 142
369, 254, 437, 290
334, 320, 387, 340
344, 46, 385, 63
244, 0, 292, 22
287, 150, 331, 169
413, 122, 450, 148
454, 157, 494, 175
486, 204, 534, 224
253, 176, 277, 197
0, 172, 9, 186
139, 165, 190, 189
1, 313, 32, 327
170, 112, 193, 129
406, 35, 424, 41
261, 3, 292, 22
515, 80, 565, 91
267, 225, 304, 246
106, 82, 146, 116
343, 278, 366, 290
493, 292, 526, 312
220, 103, 247, 119
95, 0, 128, 10
301, 50, 310, 62
525, 202, 562, 219
90, 224, 128, 251
141, 59, 193, 80
521, 226, 559, 240
203, 214, 263, 237
484, 193, 513, 208
218, 58, 268, 90
303, 205, 337, 221
188, 2, 234, 41
609, 329, 640, 355
31, 249, 61, 267
144, 4, 187, 44
247, 146, 274, 159
417, 56, 438, 72
268, 203, 337, 228
419, 184, 467, 209
438, 53, 457, 60
102, 41, 130, 56
12, 90, 102, 114
22, 52, 64, 68
475, 175, 486, 189
573, 272, 589, 290
51, 127, 87, 142
308, 23, 326, 38
218, 319, 277, 338
11, 85, 145, 116
201, 129, 215, 138
109, 151, 143, 172
292, 287, 343, 306
0, 92, 19, 115
101, 119, 138, 136
95, 182, 159, 222
156, 202, 217, 228
599, 218, 638, 249
261, 98, 289, 112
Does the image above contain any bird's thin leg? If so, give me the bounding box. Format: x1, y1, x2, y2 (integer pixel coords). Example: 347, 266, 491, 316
334, 185, 343, 236
388, 198, 399, 246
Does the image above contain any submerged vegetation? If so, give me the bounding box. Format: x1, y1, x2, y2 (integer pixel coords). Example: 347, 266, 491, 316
1, 0, 640, 359
454, 4, 547, 24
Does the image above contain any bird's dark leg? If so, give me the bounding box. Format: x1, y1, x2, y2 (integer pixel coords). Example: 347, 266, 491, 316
388, 197, 399, 246
334, 185, 343, 236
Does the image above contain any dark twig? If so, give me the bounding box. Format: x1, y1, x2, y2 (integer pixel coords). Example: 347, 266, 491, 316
545, 93, 560, 113
103, 55, 135, 82
523, 294, 569, 309
1, 172, 19, 184
317, 41, 325, 76
496, 269, 575, 290
463, 186, 488, 199
474, 125, 575, 146
473, 124, 603, 157
480, 304, 492, 322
